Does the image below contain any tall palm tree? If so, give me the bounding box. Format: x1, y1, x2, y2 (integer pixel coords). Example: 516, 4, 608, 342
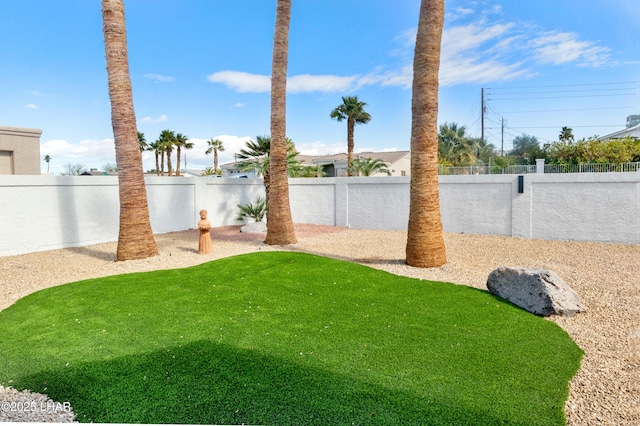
174, 133, 191, 176
44, 154, 51, 174
205, 138, 225, 174
101, 0, 158, 261
266, 0, 297, 245
330, 95, 371, 176
351, 157, 391, 176
405, 0, 447, 268
158, 129, 175, 176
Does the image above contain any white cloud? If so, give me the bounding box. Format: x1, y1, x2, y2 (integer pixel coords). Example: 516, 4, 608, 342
530, 31, 612, 67
288, 74, 357, 93
144, 73, 175, 83
296, 141, 345, 156
208, 11, 615, 94
233, 102, 246, 108
40, 138, 117, 173
208, 71, 270, 93
30, 90, 46, 97
25, 104, 38, 109
139, 114, 168, 124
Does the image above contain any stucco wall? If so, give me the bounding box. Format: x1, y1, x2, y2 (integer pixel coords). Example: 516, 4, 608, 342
0, 126, 42, 175
0, 173, 638, 256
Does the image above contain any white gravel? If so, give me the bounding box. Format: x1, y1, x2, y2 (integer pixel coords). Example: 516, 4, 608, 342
0, 225, 638, 425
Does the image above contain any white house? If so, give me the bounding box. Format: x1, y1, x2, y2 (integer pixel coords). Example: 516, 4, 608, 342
599, 115, 640, 140
221, 150, 411, 178
599, 124, 640, 140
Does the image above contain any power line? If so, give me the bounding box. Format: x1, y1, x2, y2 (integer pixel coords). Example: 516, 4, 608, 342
489, 93, 637, 101
487, 81, 639, 90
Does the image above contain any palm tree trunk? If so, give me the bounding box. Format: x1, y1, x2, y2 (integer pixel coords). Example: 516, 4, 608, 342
160, 152, 165, 176
405, 0, 446, 268
214, 149, 219, 172
175, 146, 181, 176
154, 152, 159, 176
166, 148, 173, 176
102, 0, 158, 261
347, 117, 355, 176
265, 0, 297, 245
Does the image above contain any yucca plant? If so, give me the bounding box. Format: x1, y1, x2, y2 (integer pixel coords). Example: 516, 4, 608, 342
236, 197, 268, 222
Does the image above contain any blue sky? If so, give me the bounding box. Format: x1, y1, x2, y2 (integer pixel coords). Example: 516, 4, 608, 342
1, 0, 638, 174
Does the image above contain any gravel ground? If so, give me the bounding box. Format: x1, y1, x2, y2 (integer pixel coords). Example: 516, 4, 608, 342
0, 224, 638, 425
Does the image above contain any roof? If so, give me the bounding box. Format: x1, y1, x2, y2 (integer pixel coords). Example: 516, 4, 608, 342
221, 150, 411, 169
311, 150, 410, 164
599, 123, 640, 140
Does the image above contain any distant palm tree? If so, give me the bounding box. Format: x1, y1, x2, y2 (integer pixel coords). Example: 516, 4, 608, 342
44, 155, 52, 174
158, 129, 175, 176
205, 138, 225, 173
351, 157, 391, 176
405, 0, 447, 268
137, 131, 147, 152
101, 0, 158, 261
174, 133, 191, 176
200, 167, 218, 176
330, 96, 371, 176
148, 140, 162, 175
559, 126, 574, 145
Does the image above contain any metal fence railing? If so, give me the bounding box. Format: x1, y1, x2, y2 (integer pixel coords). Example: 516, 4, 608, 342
439, 162, 640, 175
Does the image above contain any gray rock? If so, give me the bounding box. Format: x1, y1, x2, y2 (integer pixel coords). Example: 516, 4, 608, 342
486, 266, 586, 317
240, 221, 267, 233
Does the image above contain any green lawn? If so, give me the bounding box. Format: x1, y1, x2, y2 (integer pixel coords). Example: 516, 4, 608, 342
0, 252, 582, 425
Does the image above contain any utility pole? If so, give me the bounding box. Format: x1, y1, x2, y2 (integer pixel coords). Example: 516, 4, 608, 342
481, 88, 485, 143
501, 117, 505, 156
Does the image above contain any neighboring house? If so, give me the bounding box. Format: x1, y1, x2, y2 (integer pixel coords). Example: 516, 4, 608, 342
599, 115, 640, 140
220, 161, 257, 178
313, 151, 411, 177
599, 124, 640, 140
81, 169, 118, 176
0, 126, 42, 175
220, 150, 411, 178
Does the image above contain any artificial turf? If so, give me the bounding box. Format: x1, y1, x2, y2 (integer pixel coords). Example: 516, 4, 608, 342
0, 251, 582, 425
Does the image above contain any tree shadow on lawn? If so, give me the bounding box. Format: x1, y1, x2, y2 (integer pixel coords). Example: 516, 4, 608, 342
21, 339, 528, 426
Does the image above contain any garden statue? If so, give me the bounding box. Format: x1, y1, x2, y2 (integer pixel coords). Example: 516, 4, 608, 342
198, 209, 213, 254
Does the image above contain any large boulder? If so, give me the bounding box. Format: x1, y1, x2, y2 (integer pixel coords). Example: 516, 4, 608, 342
240, 221, 267, 233
486, 267, 586, 317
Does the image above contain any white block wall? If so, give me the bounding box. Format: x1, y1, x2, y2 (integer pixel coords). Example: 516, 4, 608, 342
1, 173, 638, 256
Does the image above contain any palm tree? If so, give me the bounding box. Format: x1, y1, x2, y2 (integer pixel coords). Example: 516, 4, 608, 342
330, 96, 371, 176
559, 126, 574, 145
148, 139, 162, 175
405, 0, 447, 268
438, 122, 478, 166
236, 136, 299, 208
158, 129, 175, 176
200, 167, 218, 176
44, 155, 51, 174
351, 157, 391, 176
266, 0, 297, 245
205, 138, 225, 173
101, 0, 158, 261
137, 131, 147, 152
174, 133, 191, 176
